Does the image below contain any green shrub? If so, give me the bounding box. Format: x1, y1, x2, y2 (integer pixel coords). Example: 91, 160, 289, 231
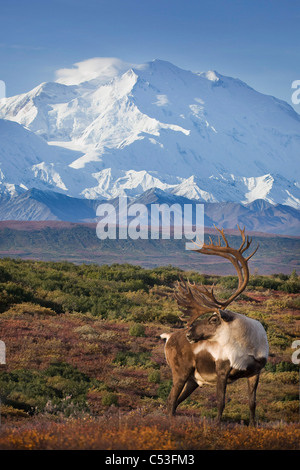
148, 370, 161, 384
157, 380, 172, 400
101, 392, 119, 406
129, 324, 146, 337
219, 276, 238, 289
267, 328, 290, 349
3, 302, 57, 317
282, 281, 300, 294
0, 266, 11, 282
113, 351, 158, 369
265, 361, 299, 373
0, 362, 97, 415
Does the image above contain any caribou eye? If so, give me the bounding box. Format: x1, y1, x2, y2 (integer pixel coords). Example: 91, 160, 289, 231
209, 315, 218, 324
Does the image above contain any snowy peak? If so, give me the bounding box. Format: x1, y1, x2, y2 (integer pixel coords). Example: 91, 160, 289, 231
0, 57, 299, 210
198, 70, 220, 82
55, 57, 140, 86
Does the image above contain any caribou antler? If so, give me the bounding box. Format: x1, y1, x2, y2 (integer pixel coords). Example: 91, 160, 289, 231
174, 277, 216, 322
174, 225, 258, 325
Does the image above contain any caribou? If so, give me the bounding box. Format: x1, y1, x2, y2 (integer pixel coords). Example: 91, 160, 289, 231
160, 226, 269, 425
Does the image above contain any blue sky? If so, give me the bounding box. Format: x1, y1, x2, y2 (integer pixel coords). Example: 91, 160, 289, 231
0, 0, 299, 109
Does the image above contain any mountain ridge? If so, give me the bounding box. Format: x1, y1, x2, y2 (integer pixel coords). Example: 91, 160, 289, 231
0, 187, 299, 236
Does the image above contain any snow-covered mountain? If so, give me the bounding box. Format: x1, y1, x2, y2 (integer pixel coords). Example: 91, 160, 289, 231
0, 57, 299, 208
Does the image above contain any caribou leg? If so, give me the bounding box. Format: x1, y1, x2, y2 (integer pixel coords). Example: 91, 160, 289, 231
215, 359, 232, 423
247, 373, 260, 426
176, 378, 198, 408
166, 377, 187, 416
166, 367, 194, 416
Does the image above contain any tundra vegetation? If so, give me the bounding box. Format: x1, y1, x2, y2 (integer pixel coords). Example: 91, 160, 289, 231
0, 257, 299, 450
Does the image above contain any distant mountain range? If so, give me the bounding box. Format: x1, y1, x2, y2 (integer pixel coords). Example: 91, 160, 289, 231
0, 57, 299, 212
0, 187, 299, 235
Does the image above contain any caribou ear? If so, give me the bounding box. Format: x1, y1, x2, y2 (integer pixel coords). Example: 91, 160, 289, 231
218, 309, 234, 322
